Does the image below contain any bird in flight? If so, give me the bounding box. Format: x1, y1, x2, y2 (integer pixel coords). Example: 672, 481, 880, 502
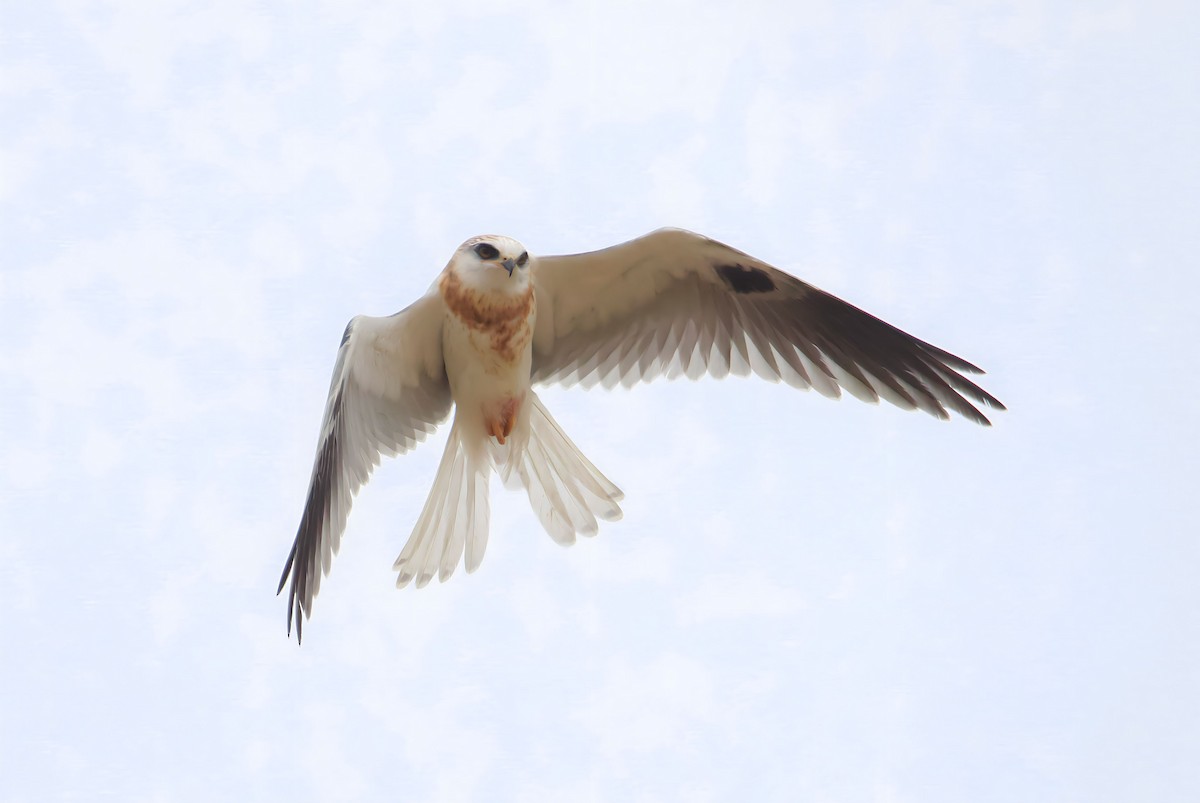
278, 228, 1004, 641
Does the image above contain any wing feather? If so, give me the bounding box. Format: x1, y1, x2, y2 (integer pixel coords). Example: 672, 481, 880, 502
532, 228, 1004, 424
277, 293, 451, 642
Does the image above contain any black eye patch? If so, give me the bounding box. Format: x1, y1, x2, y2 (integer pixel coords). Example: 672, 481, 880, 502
516, 251, 529, 267
474, 243, 500, 260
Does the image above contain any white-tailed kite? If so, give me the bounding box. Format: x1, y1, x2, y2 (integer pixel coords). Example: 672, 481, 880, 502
278, 228, 1005, 641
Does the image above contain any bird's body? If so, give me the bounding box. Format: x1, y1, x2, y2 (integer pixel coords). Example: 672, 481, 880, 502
278, 228, 1005, 641
437, 238, 536, 447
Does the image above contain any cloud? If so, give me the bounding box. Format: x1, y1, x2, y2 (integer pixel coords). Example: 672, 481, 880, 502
574, 653, 716, 759
673, 570, 806, 625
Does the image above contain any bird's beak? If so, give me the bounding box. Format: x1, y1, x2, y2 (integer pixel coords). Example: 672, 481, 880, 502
501, 258, 516, 276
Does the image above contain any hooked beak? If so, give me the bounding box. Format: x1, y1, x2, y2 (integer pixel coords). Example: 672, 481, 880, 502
501, 258, 516, 276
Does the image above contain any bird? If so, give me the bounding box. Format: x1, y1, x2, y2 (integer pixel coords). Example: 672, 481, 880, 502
277, 228, 1005, 641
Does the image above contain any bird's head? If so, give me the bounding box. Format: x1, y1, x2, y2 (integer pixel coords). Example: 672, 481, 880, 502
448, 235, 532, 295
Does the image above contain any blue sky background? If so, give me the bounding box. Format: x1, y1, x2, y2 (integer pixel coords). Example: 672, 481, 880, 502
2, 1, 1198, 801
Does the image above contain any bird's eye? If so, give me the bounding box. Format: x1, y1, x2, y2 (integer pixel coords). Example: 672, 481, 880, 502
516, 251, 529, 267
474, 243, 500, 260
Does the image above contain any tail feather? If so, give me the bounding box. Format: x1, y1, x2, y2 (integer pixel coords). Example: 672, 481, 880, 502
464, 466, 490, 572
417, 443, 465, 588
394, 421, 490, 588
515, 395, 624, 546
392, 394, 621, 589
524, 432, 593, 544
536, 412, 623, 518
435, 455, 469, 583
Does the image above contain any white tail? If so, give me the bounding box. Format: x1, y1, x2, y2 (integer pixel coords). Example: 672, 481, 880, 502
393, 420, 490, 588
505, 394, 624, 546
393, 394, 623, 588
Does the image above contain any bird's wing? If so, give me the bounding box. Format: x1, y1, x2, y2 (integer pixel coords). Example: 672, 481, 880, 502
278, 292, 452, 642
531, 228, 1004, 424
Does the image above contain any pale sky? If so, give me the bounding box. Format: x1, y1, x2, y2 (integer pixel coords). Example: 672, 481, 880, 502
2, 1, 1198, 801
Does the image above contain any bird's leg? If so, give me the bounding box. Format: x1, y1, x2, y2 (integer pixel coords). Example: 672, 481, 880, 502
484, 395, 524, 445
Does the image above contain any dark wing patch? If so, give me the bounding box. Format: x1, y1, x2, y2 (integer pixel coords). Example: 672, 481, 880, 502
716, 263, 776, 294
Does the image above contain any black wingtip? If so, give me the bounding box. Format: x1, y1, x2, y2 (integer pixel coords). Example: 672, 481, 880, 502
278, 546, 305, 642
964, 380, 1007, 419
283, 590, 304, 645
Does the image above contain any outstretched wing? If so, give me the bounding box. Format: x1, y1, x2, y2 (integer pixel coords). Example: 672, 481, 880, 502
531, 228, 1004, 424
278, 293, 452, 642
